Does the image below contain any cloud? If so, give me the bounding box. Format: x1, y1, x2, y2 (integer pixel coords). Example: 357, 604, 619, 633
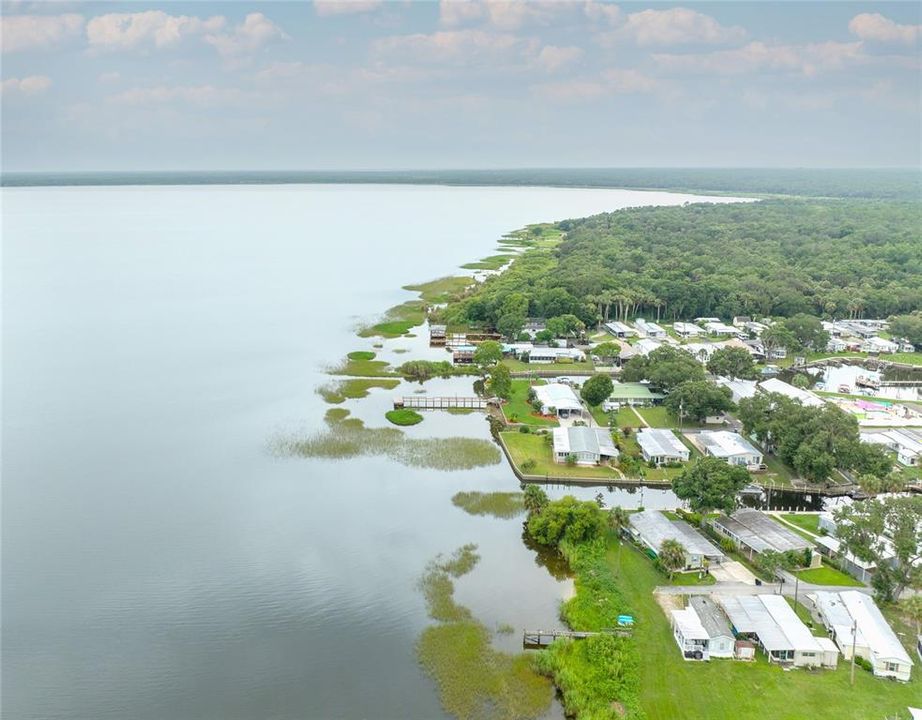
373, 28, 534, 66
0, 13, 83, 53
849, 13, 920, 44
619, 7, 747, 46
204, 13, 287, 58
438, 0, 574, 30
535, 45, 583, 72
532, 67, 659, 102
314, 0, 382, 17
97, 71, 121, 85
107, 84, 247, 108
583, 0, 621, 26
86, 11, 225, 52
1, 74, 52, 95
653, 40, 867, 77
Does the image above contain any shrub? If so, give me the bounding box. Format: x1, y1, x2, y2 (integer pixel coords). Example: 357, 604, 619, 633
385, 409, 424, 426
521, 458, 537, 473
519, 425, 531, 433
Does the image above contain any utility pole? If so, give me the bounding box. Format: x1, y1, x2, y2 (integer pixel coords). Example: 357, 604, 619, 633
850, 619, 858, 686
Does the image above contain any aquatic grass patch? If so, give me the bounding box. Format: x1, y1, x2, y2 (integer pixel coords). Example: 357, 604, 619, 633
316, 378, 400, 404
385, 408, 424, 426
273, 416, 500, 470
461, 254, 517, 271
327, 356, 395, 377
416, 545, 553, 720
358, 300, 426, 338
451, 491, 525, 519
347, 350, 376, 361
404, 276, 475, 304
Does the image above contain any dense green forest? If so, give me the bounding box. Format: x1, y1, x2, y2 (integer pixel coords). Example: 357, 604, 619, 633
441, 199, 922, 332
5, 168, 919, 199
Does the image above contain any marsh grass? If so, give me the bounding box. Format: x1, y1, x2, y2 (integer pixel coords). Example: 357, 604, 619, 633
358, 300, 426, 338
316, 378, 400, 404
461, 254, 517, 271
347, 350, 376, 361
416, 545, 553, 720
385, 408, 424, 426
404, 276, 475, 304
451, 491, 525, 519
327, 357, 395, 377
273, 413, 500, 470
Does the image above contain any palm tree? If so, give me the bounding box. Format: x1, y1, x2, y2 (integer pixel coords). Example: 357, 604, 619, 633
658, 539, 687, 580
522, 484, 549, 516
608, 506, 631, 574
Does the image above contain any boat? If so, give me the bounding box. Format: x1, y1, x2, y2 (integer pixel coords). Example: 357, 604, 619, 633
838, 384, 852, 393
855, 375, 880, 390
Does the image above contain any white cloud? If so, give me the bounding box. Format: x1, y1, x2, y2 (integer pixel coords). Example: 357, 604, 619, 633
532, 67, 659, 102
373, 29, 533, 66
97, 71, 121, 85
86, 11, 225, 52
620, 7, 746, 46
849, 13, 920, 44
1, 74, 52, 95
107, 84, 246, 108
535, 45, 583, 72
204, 13, 287, 58
0, 13, 83, 53
439, 0, 484, 27
439, 0, 574, 30
653, 40, 866, 77
314, 0, 382, 17
583, 0, 621, 26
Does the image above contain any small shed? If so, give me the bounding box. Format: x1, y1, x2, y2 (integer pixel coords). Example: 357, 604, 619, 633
735, 639, 756, 661
817, 637, 840, 669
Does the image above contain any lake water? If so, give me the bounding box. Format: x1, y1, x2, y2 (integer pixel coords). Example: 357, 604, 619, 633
3, 184, 746, 720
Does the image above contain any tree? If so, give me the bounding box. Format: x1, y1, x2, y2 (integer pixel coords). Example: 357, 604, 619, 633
580, 373, 614, 407
608, 505, 631, 573
706, 346, 758, 380
546, 314, 585, 339
900, 594, 922, 634
889, 312, 922, 349
782, 313, 830, 351
672, 457, 750, 519
621, 345, 706, 390
487, 363, 512, 399
834, 496, 922, 600
756, 550, 784, 580
496, 293, 528, 340
473, 340, 503, 368
523, 484, 549, 515
760, 324, 796, 358
658, 539, 686, 579
527, 495, 604, 547
592, 342, 622, 363
664, 381, 735, 422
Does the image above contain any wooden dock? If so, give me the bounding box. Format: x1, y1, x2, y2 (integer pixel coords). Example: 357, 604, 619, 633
394, 396, 492, 410
523, 628, 631, 649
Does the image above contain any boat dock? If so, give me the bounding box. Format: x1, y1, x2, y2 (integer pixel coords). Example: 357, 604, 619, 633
394, 396, 493, 410
523, 628, 631, 649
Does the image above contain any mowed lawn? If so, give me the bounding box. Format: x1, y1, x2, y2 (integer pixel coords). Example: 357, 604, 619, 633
795, 564, 865, 587
502, 380, 558, 427
500, 432, 620, 480
779, 513, 821, 535
603, 537, 920, 720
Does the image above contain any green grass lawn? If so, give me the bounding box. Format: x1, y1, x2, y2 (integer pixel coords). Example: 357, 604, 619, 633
759, 453, 796, 487
778, 513, 821, 535
634, 406, 709, 430
501, 358, 597, 373
500, 432, 620, 480
502, 380, 558, 427
795, 564, 865, 587
589, 536, 920, 719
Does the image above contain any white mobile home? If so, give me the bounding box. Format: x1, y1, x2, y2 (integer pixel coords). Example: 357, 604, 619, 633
690, 596, 735, 658
695, 431, 763, 467
634, 318, 666, 339
636, 428, 689, 465
673, 322, 703, 338
528, 347, 585, 364
758, 378, 825, 408
532, 383, 584, 418
716, 377, 758, 404
671, 607, 710, 661
711, 509, 813, 563
628, 509, 724, 570
604, 321, 635, 338
552, 426, 619, 466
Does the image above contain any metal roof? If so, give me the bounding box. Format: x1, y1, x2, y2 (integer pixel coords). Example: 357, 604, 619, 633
690, 596, 734, 640
713, 509, 812, 554
840, 591, 913, 666
717, 594, 824, 654
637, 428, 688, 459
629, 510, 725, 559
758, 378, 825, 407
672, 607, 708, 640
698, 431, 762, 460
533, 383, 583, 411
553, 427, 618, 458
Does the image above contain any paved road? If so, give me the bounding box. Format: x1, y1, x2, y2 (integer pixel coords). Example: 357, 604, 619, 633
656, 577, 873, 598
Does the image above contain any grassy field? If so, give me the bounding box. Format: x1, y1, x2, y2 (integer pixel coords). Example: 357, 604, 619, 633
502, 380, 558, 427
579, 535, 920, 719
794, 563, 865, 587
760, 453, 797, 487
778, 513, 821, 535
501, 432, 621, 480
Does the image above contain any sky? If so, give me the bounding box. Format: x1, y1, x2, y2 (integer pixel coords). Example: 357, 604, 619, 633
0, 0, 920, 171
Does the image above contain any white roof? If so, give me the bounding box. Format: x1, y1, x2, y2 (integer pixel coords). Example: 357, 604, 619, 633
553, 426, 618, 458
674, 322, 703, 334
629, 509, 725, 559
758, 378, 825, 408
704, 321, 737, 334
713, 509, 812, 554
812, 591, 870, 651
533, 383, 583, 411
698, 431, 762, 460
637, 428, 688, 458
840, 591, 913, 666
716, 377, 758, 400
634, 338, 664, 356
529, 346, 584, 359
604, 321, 635, 334
635, 318, 665, 334
717, 594, 824, 654
672, 607, 708, 640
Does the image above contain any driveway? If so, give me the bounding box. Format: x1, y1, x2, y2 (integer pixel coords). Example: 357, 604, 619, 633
710, 560, 758, 585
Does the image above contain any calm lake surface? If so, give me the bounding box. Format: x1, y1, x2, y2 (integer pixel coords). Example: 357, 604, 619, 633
4, 184, 745, 720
